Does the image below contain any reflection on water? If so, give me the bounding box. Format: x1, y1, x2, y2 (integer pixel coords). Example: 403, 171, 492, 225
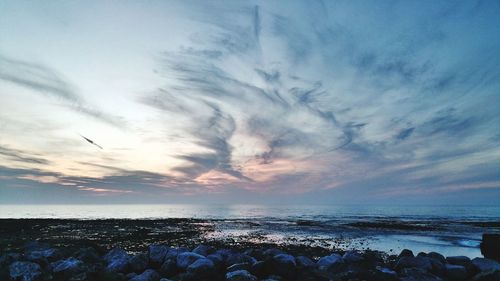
0, 204, 498, 258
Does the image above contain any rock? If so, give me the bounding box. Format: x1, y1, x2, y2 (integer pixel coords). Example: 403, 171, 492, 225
446, 264, 467, 280
249, 260, 269, 277
130, 269, 160, 281
192, 245, 214, 257
317, 253, 344, 272
127, 272, 138, 279
225, 269, 258, 281
373, 266, 398, 280
471, 269, 500, 281
130, 253, 149, 273
159, 259, 178, 277
51, 257, 85, 278
395, 256, 432, 272
481, 234, 500, 262
186, 258, 215, 278
9, 261, 42, 281
343, 250, 364, 263
399, 249, 414, 258
263, 248, 285, 258
159, 279, 173, 281
26, 248, 60, 263
471, 258, 500, 272
447, 256, 472, 267
400, 267, 443, 281
176, 252, 205, 270
428, 252, 445, 263
104, 248, 130, 272
207, 253, 224, 269
148, 245, 170, 267
164, 247, 189, 261
295, 256, 315, 268
226, 253, 257, 267
227, 262, 252, 272
74, 247, 101, 263
271, 254, 297, 278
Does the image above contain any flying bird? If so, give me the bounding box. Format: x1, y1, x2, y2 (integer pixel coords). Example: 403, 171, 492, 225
79, 134, 103, 149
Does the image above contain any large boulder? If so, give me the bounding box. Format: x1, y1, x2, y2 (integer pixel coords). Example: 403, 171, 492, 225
225, 253, 257, 267
130, 269, 160, 281
271, 254, 296, 278
186, 258, 215, 278
192, 245, 214, 257
395, 256, 433, 272
9, 261, 42, 281
295, 256, 315, 268
343, 250, 364, 263
130, 253, 149, 273
400, 267, 443, 281
447, 256, 471, 267
225, 269, 258, 281
74, 247, 101, 264
446, 264, 467, 280
148, 245, 170, 268
471, 258, 500, 272
104, 248, 130, 272
227, 262, 252, 272
317, 253, 344, 273
159, 259, 178, 277
176, 252, 205, 270
480, 234, 500, 261
164, 247, 189, 261
51, 257, 85, 278
399, 249, 415, 258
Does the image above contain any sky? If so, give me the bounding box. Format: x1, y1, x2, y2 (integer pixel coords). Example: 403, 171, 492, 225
0, 0, 499, 205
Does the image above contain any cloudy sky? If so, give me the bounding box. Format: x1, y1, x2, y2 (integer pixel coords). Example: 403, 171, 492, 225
1, 0, 499, 204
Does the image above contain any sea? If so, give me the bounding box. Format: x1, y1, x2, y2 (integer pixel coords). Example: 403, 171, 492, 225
1, 204, 499, 258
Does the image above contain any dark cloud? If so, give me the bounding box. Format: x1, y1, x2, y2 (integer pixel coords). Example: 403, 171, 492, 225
0, 145, 49, 165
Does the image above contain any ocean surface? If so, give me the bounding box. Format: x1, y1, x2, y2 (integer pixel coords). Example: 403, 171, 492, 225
1, 204, 499, 258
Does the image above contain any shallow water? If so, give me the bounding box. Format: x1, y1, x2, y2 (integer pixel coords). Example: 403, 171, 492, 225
1, 204, 498, 258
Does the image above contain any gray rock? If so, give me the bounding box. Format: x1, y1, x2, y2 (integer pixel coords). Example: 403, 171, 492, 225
428, 252, 446, 263
271, 254, 296, 278
192, 245, 214, 257
447, 256, 472, 267
225, 269, 258, 281
130, 253, 149, 273
375, 266, 398, 279
226, 253, 257, 267
227, 262, 252, 272
471, 258, 500, 272
104, 248, 130, 272
207, 253, 224, 268
130, 269, 160, 281
9, 261, 42, 281
164, 247, 189, 261
445, 264, 467, 280
176, 252, 205, 270
186, 258, 215, 278
317, 253, 344, 272
396, 256, 433, 272
295, 256, 315, 268
342, 250, 364, 263
148, 245, 170, 267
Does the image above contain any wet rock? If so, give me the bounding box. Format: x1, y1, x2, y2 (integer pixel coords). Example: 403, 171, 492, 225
226, 253, 257, 267
164, 247, 189, 261
249, 260, 269, 277
343, 250, 364, 263
447, 256, 472, 267
26, 248, 60, 264
74, 247, 101, 263
176, 252, 205, 270
225, 269, 258, 281
395, 256, 432, 272
271, 254, 297, 278
481, 234, 500, 262
104, 248, 130, 272
372, 266, 398, 280
428, 252, 446, 263
192, 245, 214, 257
317, 253, 344, 273
295, 256, 315, 268
130, 253, 149, 273
9, 261, 42, 281
446, 264, 467, 280
207, 253, 224, 269
51, 257, 85, 278
400, 267, 443, 281
159, 259, 178, 277
130, 269, 160, 281
471, 258, 500, 272
399, 249, 414, 258
126, 272, 138, 279
227, 262, 252, 272
186, 258, 215, 278
148, 245, 170, 268
471, 269, 500, 281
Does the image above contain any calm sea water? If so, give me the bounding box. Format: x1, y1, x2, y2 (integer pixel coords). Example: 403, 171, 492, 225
1, 204, 499, 258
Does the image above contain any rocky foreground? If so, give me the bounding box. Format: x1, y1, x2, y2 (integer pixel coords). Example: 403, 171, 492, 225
1, 241, 500, 281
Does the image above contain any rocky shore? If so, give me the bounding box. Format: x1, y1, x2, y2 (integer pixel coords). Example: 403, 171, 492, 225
2, 240, 500, 281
